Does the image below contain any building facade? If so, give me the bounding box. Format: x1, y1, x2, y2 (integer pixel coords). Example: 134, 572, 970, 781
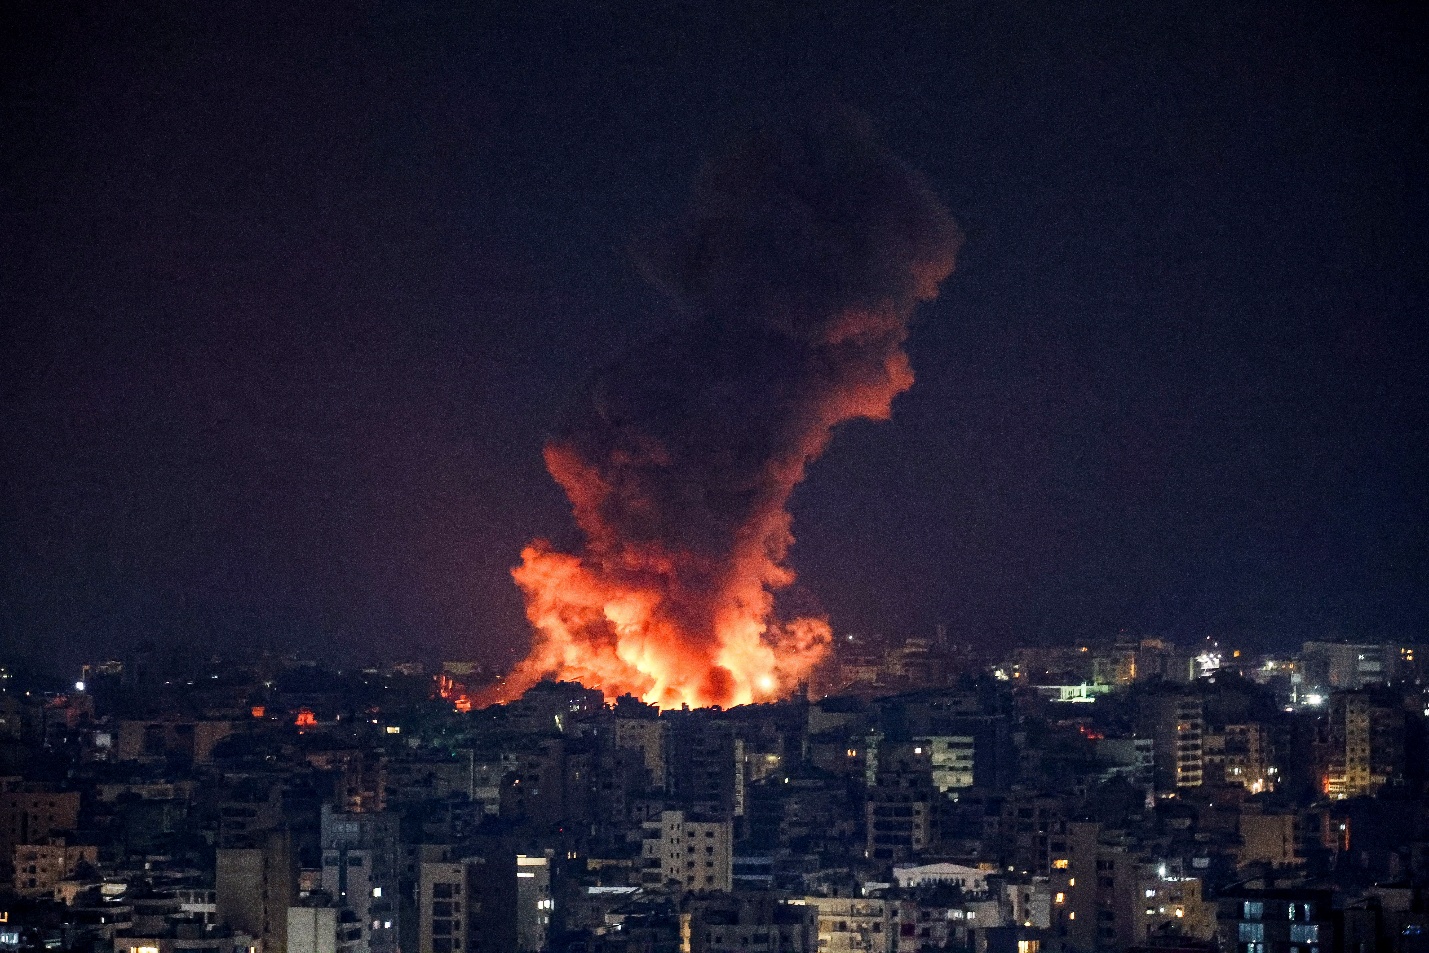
641, 811, 733, 892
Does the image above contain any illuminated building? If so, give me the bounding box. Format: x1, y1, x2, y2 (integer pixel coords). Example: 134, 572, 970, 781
1320, 690, 1405, 798
1058, 829, 1225, 949
1222, 723, 1275, 792
418, 857, 491, 953
1135, 864, 1214, 945
114, 935, 253, 953
1138, 693, 1204, 792
514, 855, 552, 952
1215, 889, 1335, 953
892, 862, 988, 891
1092, 647, 1137, 687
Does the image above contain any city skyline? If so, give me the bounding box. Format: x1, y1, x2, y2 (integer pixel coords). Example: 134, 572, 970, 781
3, 1, 1426, 678
6, 6, 1429, 953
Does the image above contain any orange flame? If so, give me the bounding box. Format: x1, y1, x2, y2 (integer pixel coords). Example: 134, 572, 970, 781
496, 311, 934, 709
486, 117, 960, 710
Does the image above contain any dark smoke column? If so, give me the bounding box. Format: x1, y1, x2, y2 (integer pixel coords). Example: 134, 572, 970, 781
496, 112, 961, 709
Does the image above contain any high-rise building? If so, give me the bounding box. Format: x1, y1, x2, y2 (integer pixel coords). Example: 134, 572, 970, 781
1236, 807, 1300, 869
1132, 639, 1195, 684
1223, 723, 1275, 793
1056, 821, 1139, 952
320, 805, 401, 953
514, 855, 552, 952
1134, 863, 1215, 946
1057, 828, 1220, 951
418, 858, 495, 953
613, 704, 668, 791
865, 743, 936, 864
416, 852, 546, 953
641, 810, 733, 892
496, 737, 567, 826
1139, 693, 1204, 791
1092, 645, 1137, 687
216, 830, 298, 953
1320, 690, 1405, 798
997, 792, 1069, 877
665, 712, 741, 817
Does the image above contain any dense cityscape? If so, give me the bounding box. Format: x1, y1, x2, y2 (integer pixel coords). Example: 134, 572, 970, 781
1, 634, 1426, 953
5, 3, 1426, 953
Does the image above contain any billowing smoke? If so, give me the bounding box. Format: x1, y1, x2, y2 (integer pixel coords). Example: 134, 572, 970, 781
493, 111, 961, 709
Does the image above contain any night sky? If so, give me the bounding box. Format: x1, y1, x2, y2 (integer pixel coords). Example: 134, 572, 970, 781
3, 1, 1427, 675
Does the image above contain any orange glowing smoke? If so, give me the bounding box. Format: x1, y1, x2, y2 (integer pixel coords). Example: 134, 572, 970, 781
490, 111, 961, 709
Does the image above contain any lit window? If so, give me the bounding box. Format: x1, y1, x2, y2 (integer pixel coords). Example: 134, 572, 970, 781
1052, 859, 1069, 870
372, 887, 382, 898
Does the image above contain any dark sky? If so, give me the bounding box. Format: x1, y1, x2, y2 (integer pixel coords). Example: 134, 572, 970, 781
3, 0, 1426, 674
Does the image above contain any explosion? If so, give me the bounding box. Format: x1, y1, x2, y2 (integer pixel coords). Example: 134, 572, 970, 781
493, 112, 961, 709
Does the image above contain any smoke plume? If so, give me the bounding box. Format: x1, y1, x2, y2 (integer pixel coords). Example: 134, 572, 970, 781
494, 111, 961, 709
